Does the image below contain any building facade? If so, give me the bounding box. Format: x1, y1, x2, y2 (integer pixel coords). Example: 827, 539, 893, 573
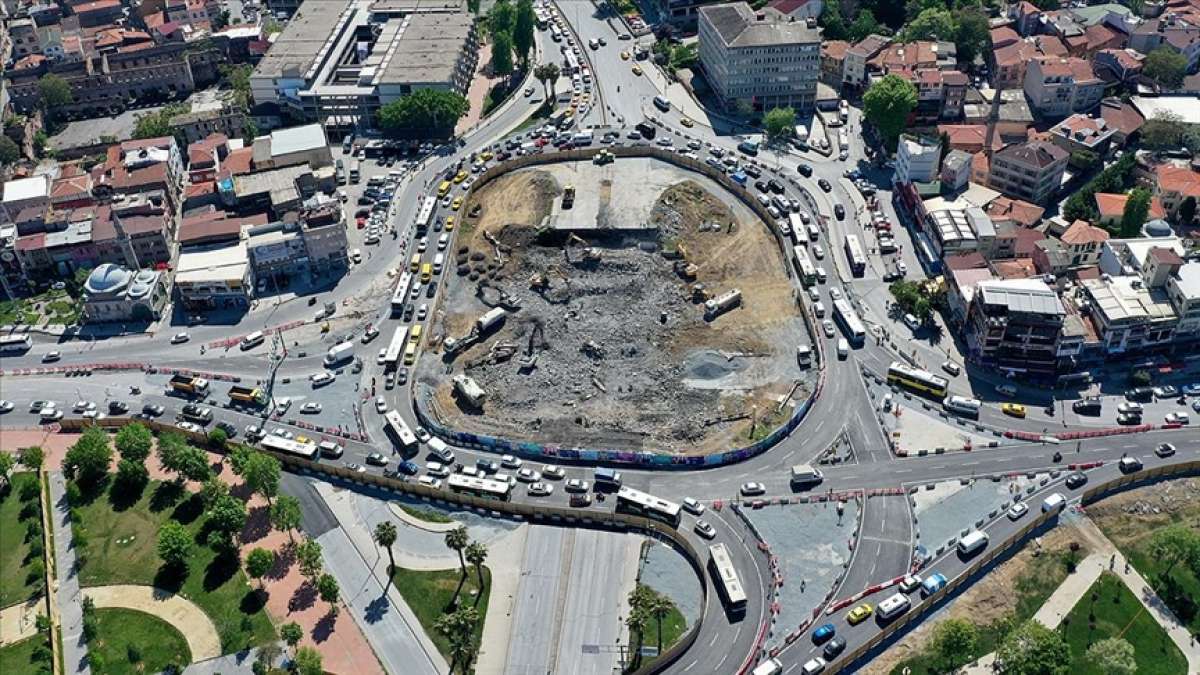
965, 279, 1066, 378
988, 141, 1069, 205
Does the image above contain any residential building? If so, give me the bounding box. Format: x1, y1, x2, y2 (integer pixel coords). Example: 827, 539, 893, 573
842, 34, 889, 91
1166, 262, 1200, 339
1032, 238, 1071, 276
940, 150, 973, 192
1023, 56, 1104, 119
93, 137, 187, 205
170, 107, 248, 145
766, 0, 823, 20
820, 40, 849, 88
1154, 165, 1200, 219
987, 196, 1045, 230
1128, 14, 1200, 75
1093, 49, 1144, 84
1048, 114, 1115, 158
1096, 98, 1144, 147
697, 3, 821, 112
895, 135, 942, 185
0, 175, 52, 223
1094, 192, 1166, 229
298, 203, 349, 271
81, 263, 169, 323
251, 124, 333, 171
946, 264, 996, 326
1058, 219, 1109, 267
965, 278, 1066, 377
988, 140, 1069, 205
174, 242, 251, 309
1099, 235, 1186, 277
1081, 268, 1179, 356
9, 18, 39, 60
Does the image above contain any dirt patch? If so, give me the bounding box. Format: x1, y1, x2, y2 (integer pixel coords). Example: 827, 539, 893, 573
1085, 477, 1200, 550
424, 161, 809, 454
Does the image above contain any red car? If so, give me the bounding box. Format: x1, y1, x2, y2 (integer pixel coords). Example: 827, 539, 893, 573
534, 138, 549, 147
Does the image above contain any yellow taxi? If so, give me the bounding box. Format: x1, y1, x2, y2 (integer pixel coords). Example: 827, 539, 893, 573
445, 216, 455, 231
847, 603, 873, 625
680, 117, 694, 128
453, 170, 468, 184
295, 435, 310, 444
480, 151, 494, 161
620, 51, 630, 60
451, 196, 463, 211
631, 65, 642, 76
1001, 402, 1027, 418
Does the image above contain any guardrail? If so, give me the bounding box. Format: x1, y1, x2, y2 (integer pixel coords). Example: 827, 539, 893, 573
414, 145, 827, 471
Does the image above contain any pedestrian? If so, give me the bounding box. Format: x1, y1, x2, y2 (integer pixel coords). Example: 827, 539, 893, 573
1110, 553, 1115, 570
1124, 560, 1130, 574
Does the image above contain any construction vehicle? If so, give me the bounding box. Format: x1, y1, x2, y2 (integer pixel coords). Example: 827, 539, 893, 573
228, 385, 266, 407
593, 150, 614, 165
475, 281, 522, 311
674, 260, 698, 280
704, 288, 742, 319
443, 308, 511, 359
453, 375, 487, 407
170, 374, 210, 396
564, 233, 601, 265
562, 185, 576, 209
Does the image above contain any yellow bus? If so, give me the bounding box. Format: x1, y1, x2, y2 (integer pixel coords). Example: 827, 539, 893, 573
403, 342, 417, 365
420, 262, 433, 283
410, 253, 421, 272
438, 181, 452, 197
409, 324, 423, 344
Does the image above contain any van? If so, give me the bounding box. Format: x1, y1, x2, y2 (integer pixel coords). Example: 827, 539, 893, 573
789, 464, 823, 486
433, 253, 445, 274
751, 658, 783, 675
1041, 493, 1066, 513
404, 342, 417, 365
410, 254, 421, 272
796, 344, 812, 367
420, 262, 433, 283
876, 593, 910, 621
814, 301, 826, 317
594, 467, 622, 489
957, 530, 989, 557
428, 437, 455, 463
653, 95, 671, 112
807, 287, 820, 302
836, 339, 849, 359
943, 395, 982, 419
240, 331, 265, 350
318, 441, 344, 458
418, 475, 442, 489
408, 324, 423, 344
807, 224, 820, 241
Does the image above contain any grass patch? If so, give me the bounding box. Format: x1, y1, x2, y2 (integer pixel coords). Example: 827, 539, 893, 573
0, 288, 81, 326
89, 608, 192, 675
631, 584, 687, 670
391, 565, 491, 672
1062, 572, 1187, 675
396, 502, 455, 524
0, 472, 46, 607
0, 632, 51, 674
72, 478, 275, 653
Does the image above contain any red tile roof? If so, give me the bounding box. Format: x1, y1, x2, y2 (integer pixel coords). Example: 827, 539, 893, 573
1149, 246, 1184, 265
992, 258, 1038, 279
1156, 165, 1200, 198
822, 40, 849, 60
987, 196, 1045, 228
1060, 219, 1109, 245
1094, 192, 1167, 220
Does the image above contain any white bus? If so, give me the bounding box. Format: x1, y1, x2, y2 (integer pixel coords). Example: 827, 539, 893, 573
709, 543, 747, 614
844, 234, 866, 277
792, 245, 817, 287
615, 486, 682, 527
383, 409, 417, 450
0, 334, 33, 353
943, 395, 982, 419
448, 473, 512, 501
415, 195, 436, 234
383, 326, 409, 370
832, 298, 866, 345
260, 434, 320, 461
787, 213, 804, 243
391, 271, 413, 315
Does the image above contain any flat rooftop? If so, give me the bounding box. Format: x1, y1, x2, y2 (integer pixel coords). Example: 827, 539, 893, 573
379, 12, 473, 85
253, 0, 354, 79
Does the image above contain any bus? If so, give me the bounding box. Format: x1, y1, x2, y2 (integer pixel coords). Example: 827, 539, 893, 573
260, 435, 320, 461
791, 245, 817, 287
844, 234, 866, 277
383, 409, 418, 450
383, 326, 409, 370
709, 543, 747, 614
832, 298, 866, 345
448, 473, 513, 501
888, 361, 949, 399
943, 395, 982, 419
390, 271, 413, 315
787, 213, 804, 243
615, 487, 682, 527
415, 195, 436, 235
0, 334, 33, 353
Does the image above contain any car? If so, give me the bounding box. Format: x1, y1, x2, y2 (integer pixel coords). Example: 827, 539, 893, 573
362, 326, 380, 343
828, 288, 842, 301
523, 86, 535, 97
516, 467, 541, 482
1007, 502, 1029, 520
426, 462, 451, 478
501, 454, 522, 469
529, 482, 553, 497
833, 204, 845, 220
899, 575, 923, 593
171, 332, 190, 344
1124, 387, 1154, 401
1117, 401, 1143, 415
846, 603, 873, 625
1165, 411, 1190, 424
451, 197, 463, 211
1182, 383, 1200, 396
366, 452, 389, 466
377, 348, 388, 365
81, 409, 102, 419
397, 367, 409, 386
817, 178, 832, 192
920, 572, 948, 596
417, 303, 429, 321
1154, 385, 1180, 399
1117, 412, 1142, 425
301, 402, 323, 414
693, 520, 716, 539
797, 163, 813, 177
1001, 403, 1027, 418
565, 478, 590, 493
812, 244, 824, 259
346, 463, 367, 473
0, 400, 13, 413
680, 117, 693, 128
1065, 472, 1088, 489
1155, 442, 1176, 457
141, 403, 165, 417
811, 623, 836, 643
310, 372, 335, 387
903, 313, 921, 331
682, 497, 705, 515
415, 427, 432, 443
740, 482, 766, 496
1072, 397, 1102, 415
941, 361, 961, 376
272, 428, 294, 440
42, 351, 61, 363
372, 396, 388, 414
822, 320, 836, 338
569, 493, 593, 507
896, 260, 908, 275
631, 65, 642, 76
73, 400, 96, 412
1119, 456, 1143, 473
30, 400, 53, 412
542, 465, 565, 480
417, 238, 428, 252
176, 421, 202, 433
1194, 399, 1200, 413
822, 636, 847, 660
995, 384, 1017, 397
397, 460, 420, 475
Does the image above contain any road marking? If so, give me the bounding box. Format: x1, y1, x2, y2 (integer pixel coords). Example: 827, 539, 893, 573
786, 662, 799, 674
683, 660, 697, 672
1122, 444, 1137, 449
709, 632, 719, 647
962, 461, 980, 466
715, 652, 728, 671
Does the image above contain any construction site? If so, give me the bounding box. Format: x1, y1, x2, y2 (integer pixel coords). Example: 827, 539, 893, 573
420, 157, 814, 454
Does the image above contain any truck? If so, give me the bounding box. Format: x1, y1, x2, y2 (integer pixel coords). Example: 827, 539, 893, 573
452, 374, 487, 407
228, 385, 265, 406
704, 288, 742, 319
477, 307, 508, 334
562, 185, 576, 209
170, 374, 210, 396
324, 341, 355, 367
789, 463, 823, 487
349, 161, 361, 183
793, 124, 809, 147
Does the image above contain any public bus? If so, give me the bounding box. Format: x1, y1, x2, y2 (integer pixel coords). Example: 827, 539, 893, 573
260, 434, 320, 461
887, 361, 949, 399
791, 245, 817, 287
415, 195, 436, 235
844, 234, 866, 277
0, 334, 33, 353
390, 271, 413, 315
383, 326, 409, 370
943, 395, 982, 419
448, 473, 512, 501
382, 409, 418, 450
615, 487, 682, 527
787, 213, 804, 243
831, 298, 866, 345
708, 543, 747, 614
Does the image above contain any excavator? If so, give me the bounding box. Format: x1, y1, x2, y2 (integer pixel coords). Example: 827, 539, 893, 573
563, 233, 601, 265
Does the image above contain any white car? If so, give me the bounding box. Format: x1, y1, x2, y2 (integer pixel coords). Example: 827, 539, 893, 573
903, 313, 921, 331
417, 238, 428, 252
682, 497, 705, 515
176, 421, 203, 433
426, 462, 451, 478
301, 402, 322, 414
740, 482, 766, 496
693, 520, 716, 539
415, 427, 432, 443
73, 400, 96, 412
812, 245, 824, 259
171, 332, 190, 344
272, 428, 294, 439
542, 465, 565, 480
310, 372, 335, 387
417, 304, 429, 321
501, 454, 522, 468
822, 320, 836, 338
375, 396, 388, 414
995, 384, 1017, 397
377, 348, 388, 364
42, 351, 61, 363
516, 467, 541, 482
529, 482, 553, 497
1007, 502, 1029, 520
0, 400, 14, 413
896, 260, 908, 275
565, 478, 590, 493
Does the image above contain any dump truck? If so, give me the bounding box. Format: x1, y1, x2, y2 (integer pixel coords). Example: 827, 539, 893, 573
228, 385, 266, 406
170, 374, 210, 396
562, 185, 576, 209
477, 307, 508, 334
452, 374, 487, 407
704, 288, 742, 319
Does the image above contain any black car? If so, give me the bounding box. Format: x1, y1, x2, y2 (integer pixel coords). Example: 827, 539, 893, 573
754, 180, 769, 193
817, 178, 832, 192
1124, 387, 1154, 401
822, 636, 847, 660
834, 204, 845, 220
1065, 472, 1088, 489
1071, 398, 1102, 415
142, 403, 165, 417
403, 304, 414, 321
797, 163, 813, 177
215, 421, 237, 438
108, 400, 129, 414
743, 165, 761, 179
767, 178, 784, 194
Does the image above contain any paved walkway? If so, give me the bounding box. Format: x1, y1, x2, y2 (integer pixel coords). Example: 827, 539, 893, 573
474, 522, 528, 675
387, 501, 458, 533
182, 643, 287, 675
0, 597, 46, 645
48, 471, 90, 675
82, 585, 221, 661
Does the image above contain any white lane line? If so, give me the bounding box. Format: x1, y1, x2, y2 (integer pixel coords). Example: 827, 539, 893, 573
709, 631, 719, 647
715, 652, 728, 671
683, 660, 698, 672
786, 662, 799, 674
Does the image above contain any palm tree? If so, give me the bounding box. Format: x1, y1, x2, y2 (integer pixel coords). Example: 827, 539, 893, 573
648, 594, 672, 653
534, 62, 560, 102
445, 525, 470, 604
465, 541, 488, 603
434, 606, 479, 671
625, 586, 652, 667
374, 521, 398, 577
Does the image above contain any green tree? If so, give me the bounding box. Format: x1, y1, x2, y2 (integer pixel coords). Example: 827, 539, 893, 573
466, 540, 488, 593
1140, 111, 1187, 149
890, 279, 935, 320
492, 31, 515, 78
434, 606, 480, 670
38, 75, 73, 112
1084, 637, 1136, 675
207, 427, 228, 449
647, 592, 672, 653
132, 109, 174, 140
316, 573, 340, 616
863, 74, 917, 149
902, 7, 956, 41
1148, 524, 1200, 576
205, 493, 247, 548
0, 136, 20, 166
955, 8, 991, 64
245, 547, 275, 591
293, 646, 323, 675
1179, 195, 1197, 225
199, 477, 230, 506
445, 525, 470, 580
18, 446, 44, 471
114, 423, 153, 463
763, 106, 796, 143
297, 537, 324, 582
114, 458, 149, 494
534, 62, 560, 100
64, 426, 113, 485
228, 444, 253, 475
168, 445, 212, 484
818, 3, 848, 40
1069, 149, 1099, 171
157, 521, 192, 569
848, 9, 880, 41
241, 451, 281, 506
374, 521, 398, 574
0, 452, 14, 479
929, 618, 979, 672
467, 0, 480, 12
1120, 187, 1152, 238
489, 0, 516, 35
270, 494, 303, 543
995, 619, 1069, 675
378, 89, 470, 133
513, 0, 536, 65
1143, 47, 1188, 89
625, 585, 652, 661
280, 622, 304, 654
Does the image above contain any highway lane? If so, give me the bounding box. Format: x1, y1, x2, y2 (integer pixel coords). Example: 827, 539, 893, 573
506, 526, 569, 675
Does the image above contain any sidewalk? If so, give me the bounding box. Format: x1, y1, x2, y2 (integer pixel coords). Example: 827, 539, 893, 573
82, 585, 220, 661
48, 471, 90, 675
0, 597, 45, 645
474, 522, 529, 675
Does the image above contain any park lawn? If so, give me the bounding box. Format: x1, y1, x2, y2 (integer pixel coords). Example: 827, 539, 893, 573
396, 502, 454, 524
634, 584, 688, 670
1062, 572, 1187, 675
0, 632, 50, 674
72, 479, 275, 653
392, 565, 491, 672
0, 472, 45, 608
90, 608, 193, 675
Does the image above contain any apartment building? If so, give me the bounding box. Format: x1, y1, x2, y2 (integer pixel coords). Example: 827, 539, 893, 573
895, 135, 942, 185
1058, 219, 1109, 267
965, 278, 1066, 378
988, 141, 1069, 205
1023, 56, 1104, 119
1166, 263, 1200, 339
1048, 113, 1116, 158
842, 34, 889, 91
1081, 247, 1184, 355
